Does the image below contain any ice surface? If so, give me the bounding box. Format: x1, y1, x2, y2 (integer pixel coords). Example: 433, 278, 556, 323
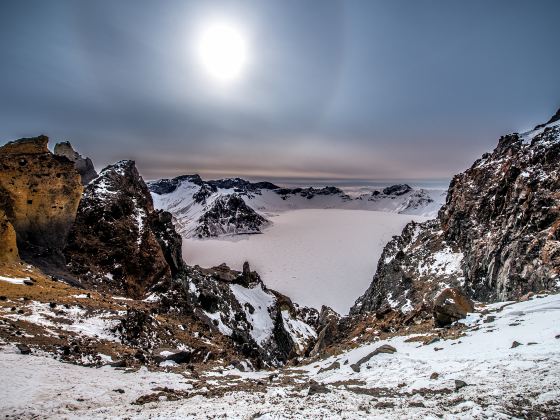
183, 209, 427, 314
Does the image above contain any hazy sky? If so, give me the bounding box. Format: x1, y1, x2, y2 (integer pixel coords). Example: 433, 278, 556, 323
1, 0, 559, 181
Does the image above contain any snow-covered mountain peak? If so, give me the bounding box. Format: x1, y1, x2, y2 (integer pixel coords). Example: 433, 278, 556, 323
149, 175, 446, 238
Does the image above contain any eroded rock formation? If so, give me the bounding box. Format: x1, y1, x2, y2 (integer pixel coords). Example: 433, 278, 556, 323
0, 209, 18, 262
0, 136, 83, 265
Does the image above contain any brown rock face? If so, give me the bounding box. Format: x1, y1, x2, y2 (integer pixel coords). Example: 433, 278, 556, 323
65, 160, 182, 297
0, 136, 83, 264
0, 209, 18, 262
433, 288, 474, 327
351, 110, 560, 316
440, 125, 560, 301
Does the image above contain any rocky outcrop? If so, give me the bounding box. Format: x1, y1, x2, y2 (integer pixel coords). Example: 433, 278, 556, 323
62, 159, 314, 365
65, 160, 183, 297
439, 120, 560, 301
310, 306, 340, 357
0, 209, 18, 262
433, 288, 474, 327
54, 141, 98, 185
157, 262, 318, 366
275, 186, 350, 200
207, 178, 279, 192
148, 175, 204, 195
0, 136, 83, 265
382, 184, 412, 196
351, 110, 560, 316
193, 194, 270, 238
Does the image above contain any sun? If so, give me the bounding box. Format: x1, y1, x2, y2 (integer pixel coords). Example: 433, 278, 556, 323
195, 20, 249, 84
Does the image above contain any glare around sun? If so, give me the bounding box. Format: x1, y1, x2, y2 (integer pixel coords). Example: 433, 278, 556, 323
195, 20, 248, 84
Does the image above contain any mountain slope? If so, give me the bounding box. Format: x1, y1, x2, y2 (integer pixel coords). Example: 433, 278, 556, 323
2, 292, 558, 418
351, 111, 560, 315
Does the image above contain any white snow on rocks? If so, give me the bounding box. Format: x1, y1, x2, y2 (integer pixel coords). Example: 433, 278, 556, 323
202, 310, 233, 336
418, 247, 464, 278
2, 301, 119, 342
280, 309, 317, 352
230, 283, 276, 345
0, 276, 30, 285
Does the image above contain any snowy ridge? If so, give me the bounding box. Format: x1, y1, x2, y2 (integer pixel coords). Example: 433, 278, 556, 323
149, 177, 446, 238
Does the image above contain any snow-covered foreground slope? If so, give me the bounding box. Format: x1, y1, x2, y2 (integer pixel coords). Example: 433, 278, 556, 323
183, 209, 428, 314
2, 293, 559, 419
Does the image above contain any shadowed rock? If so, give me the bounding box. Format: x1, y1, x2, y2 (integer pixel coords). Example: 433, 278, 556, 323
433, 288, 474, 327
54, 141, 98, 185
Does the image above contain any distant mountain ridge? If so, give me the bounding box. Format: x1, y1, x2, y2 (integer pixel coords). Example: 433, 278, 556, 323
148, 176, 446, 238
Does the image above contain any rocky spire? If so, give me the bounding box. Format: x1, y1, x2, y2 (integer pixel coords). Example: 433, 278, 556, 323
54, 141, 98, 185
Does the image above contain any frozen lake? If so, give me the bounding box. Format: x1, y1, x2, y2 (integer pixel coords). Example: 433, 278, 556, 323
183, 209, 428, 314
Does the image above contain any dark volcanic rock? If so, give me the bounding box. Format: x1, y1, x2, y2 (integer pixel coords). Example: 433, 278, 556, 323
350, 344, 396, 372
310, 306, 340, 357
308, 380, 330, 395
382, 184, 412, 196
65, 160, 182, 297
193, 194, 270, 238
351, 111, 560, 316
148, 175, 204, 195
207, 177, 279, 192
159, 264, 318, 366
440, 125, 560, 301
16, 343, 31, 355
275, 186, 349, 200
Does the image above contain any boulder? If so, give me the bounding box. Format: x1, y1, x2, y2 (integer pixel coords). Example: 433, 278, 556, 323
433, 288, 474, 327
350, 344, 397, 372
454, 380, 468, 391
154, 350, 191, 364
308, 380, 330, 395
